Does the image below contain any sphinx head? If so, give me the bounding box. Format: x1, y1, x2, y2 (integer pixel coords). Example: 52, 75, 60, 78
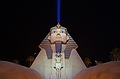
48, 23, 69, 44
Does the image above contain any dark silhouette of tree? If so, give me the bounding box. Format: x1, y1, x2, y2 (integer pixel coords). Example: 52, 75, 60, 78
12, 59, 20, 64
84, 57, 92, 68
109, 47, 120, 61
95, 60, 103, 65
26, 55, 35, 67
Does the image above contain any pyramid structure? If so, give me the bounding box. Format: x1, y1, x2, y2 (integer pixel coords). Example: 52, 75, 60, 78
30, 24, 86, 79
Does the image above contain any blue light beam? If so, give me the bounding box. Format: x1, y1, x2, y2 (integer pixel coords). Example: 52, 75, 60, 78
57, 0, 61, 23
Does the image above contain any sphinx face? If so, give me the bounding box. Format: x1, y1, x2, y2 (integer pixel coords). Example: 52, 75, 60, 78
48, 28, 69, 43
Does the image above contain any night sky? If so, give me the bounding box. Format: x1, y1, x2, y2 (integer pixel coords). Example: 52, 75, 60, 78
1, 0, 120, 66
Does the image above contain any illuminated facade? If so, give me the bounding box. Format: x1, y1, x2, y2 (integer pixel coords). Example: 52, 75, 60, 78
30, 24, 86, 79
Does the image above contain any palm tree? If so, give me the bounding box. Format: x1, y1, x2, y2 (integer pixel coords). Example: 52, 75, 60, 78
84, 57, 92, 68
95, 60, 103, 65
109, 47, 120, 61
26, 55, 35, 67
12, 59, 20, 64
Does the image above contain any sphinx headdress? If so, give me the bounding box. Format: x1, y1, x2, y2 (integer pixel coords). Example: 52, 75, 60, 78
39, 24, 78, 59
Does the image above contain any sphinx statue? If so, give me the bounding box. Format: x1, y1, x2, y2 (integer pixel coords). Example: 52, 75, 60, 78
30, 23, 86, 79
